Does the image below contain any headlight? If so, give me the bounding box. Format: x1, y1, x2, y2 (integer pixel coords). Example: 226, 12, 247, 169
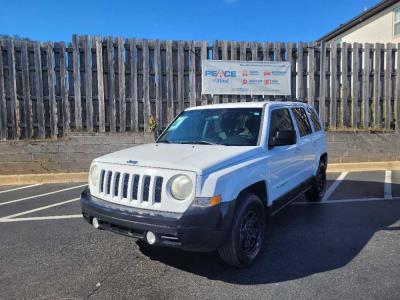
89, 164, 101, 187
169, 175, 193, 200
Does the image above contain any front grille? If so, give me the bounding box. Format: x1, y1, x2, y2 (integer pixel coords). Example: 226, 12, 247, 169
106, 171, 112, 195
122, 173, 129, 198
132, 174, 140, 200
98, 170, 164, 205
114, 172, 121, 197
154, 177, 163, 203
142, 176, 151, 202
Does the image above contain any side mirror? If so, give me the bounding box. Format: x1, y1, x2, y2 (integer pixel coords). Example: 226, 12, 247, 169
269, 130, 297, 148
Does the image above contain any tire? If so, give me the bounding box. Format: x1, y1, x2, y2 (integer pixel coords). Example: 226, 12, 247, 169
218, 193, 266, 267
306, 160, 327, 202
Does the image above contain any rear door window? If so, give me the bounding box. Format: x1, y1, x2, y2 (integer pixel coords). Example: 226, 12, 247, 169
291, 107, 312, 137
268, 108, 294, 146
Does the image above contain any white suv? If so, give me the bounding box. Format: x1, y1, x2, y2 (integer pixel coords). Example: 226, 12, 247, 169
81, 101, 327, 267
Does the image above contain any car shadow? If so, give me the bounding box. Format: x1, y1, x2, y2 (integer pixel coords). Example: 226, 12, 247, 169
135, 179, 400, 285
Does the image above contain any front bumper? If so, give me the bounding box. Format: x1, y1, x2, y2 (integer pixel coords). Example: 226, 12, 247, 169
80, 189, 235, 252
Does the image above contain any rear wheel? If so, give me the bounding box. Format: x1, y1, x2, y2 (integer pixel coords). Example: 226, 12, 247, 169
218, 193, 265, 267
306, 160, 327, 202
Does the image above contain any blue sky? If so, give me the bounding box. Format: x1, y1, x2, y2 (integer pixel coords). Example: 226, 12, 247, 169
0, 0, 379, 42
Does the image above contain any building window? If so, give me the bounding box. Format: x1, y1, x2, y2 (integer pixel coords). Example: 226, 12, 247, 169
394, 7, 400, 36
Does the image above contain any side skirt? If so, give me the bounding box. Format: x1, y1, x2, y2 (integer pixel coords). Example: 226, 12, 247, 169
270, 177, 313, 216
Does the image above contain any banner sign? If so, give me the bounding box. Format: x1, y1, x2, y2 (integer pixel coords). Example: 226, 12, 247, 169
201, 60, 291, 96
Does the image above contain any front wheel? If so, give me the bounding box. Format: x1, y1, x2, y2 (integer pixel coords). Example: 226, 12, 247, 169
306, 161, 327, 202
218, 193, 265, 267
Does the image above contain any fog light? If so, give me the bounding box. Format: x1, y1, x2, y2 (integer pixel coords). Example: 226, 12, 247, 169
92, 217, 100, 229
146, 231, 156, 245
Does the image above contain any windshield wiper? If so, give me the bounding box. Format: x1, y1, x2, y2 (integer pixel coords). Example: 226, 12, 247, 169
164, 140, 220, 145
193, 140, 218, 145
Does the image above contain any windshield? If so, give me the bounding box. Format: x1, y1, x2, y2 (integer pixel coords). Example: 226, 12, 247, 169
157, 108, 263, 146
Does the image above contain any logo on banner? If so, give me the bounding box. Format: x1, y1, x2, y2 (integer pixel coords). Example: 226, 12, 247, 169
272, 71, 286, 76
205, 69, 237, 84
264, 79, 279, 86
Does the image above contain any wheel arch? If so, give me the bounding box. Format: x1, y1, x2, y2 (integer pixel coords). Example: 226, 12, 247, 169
236, 180, 268, 208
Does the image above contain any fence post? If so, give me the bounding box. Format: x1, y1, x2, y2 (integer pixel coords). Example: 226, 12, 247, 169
58, 42, 69, 136
330, 43, 338, 128
142, 39, 150, 132
200, 41, 208, 106
7, 38, 19, 139
33, 42, 45, 138
296, 42, 304, 101
21, 41, 32, 138
274, 42, 282, 61
155, 39, 163, 129
84, 36, 93, 132
340, 42, 349, 127
46, 43, 58, 138
94, 37, 105, 133
362, 43, 372, 128
106, 37, 116, 132
319, 43, 327, 127
351, 43, 361, 128
212, 41, 220, 104
230, 41, 238, 103
0, 39, 6, 140
117, 37, 126, 132
395, 44, 400, 131
287, 42, 296, 100
189, 40, 196, 108
384, 43, 394, 130
239, 42, 246, 102
373, 43, 383, 128
166, 40, 174, 123
72, 35, 82, 130
128, 39, 138, 132
307, 42, 315, 107
221, 41, 229, 103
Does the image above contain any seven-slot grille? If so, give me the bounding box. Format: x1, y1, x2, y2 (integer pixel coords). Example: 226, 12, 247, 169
99, 169, 164, 204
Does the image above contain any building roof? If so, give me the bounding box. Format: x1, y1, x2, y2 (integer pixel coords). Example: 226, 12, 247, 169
317, 0, 400, 43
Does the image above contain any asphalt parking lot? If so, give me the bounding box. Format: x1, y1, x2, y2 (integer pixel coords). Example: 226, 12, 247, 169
1, 171, 400, 299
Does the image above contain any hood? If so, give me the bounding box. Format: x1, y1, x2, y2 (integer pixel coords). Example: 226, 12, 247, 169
94, 143, 264, 175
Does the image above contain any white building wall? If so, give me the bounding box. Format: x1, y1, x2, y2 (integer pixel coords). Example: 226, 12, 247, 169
329, 2, 400, 44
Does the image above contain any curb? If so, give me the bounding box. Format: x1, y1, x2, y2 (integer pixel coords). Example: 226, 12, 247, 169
327, 161, 400, 172
1, 161, 400, 186
0, 172, 88, 186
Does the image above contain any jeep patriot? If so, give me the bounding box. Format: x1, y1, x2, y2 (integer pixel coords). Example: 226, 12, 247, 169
81, 101, 327, 267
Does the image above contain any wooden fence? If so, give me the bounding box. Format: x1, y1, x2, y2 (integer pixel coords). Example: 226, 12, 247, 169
0, 35, 399, 140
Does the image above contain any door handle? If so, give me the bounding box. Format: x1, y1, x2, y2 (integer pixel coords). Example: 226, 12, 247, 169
295, 148, 301, 153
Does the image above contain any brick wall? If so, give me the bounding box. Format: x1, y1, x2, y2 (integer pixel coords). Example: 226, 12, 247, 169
0, 132, 399, 175
0, 133, 153, 175
327, 132, 400, 163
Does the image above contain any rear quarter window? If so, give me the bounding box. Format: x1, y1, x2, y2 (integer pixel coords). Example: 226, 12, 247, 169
307, 107, 322, 132
291, 107, 312, 137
